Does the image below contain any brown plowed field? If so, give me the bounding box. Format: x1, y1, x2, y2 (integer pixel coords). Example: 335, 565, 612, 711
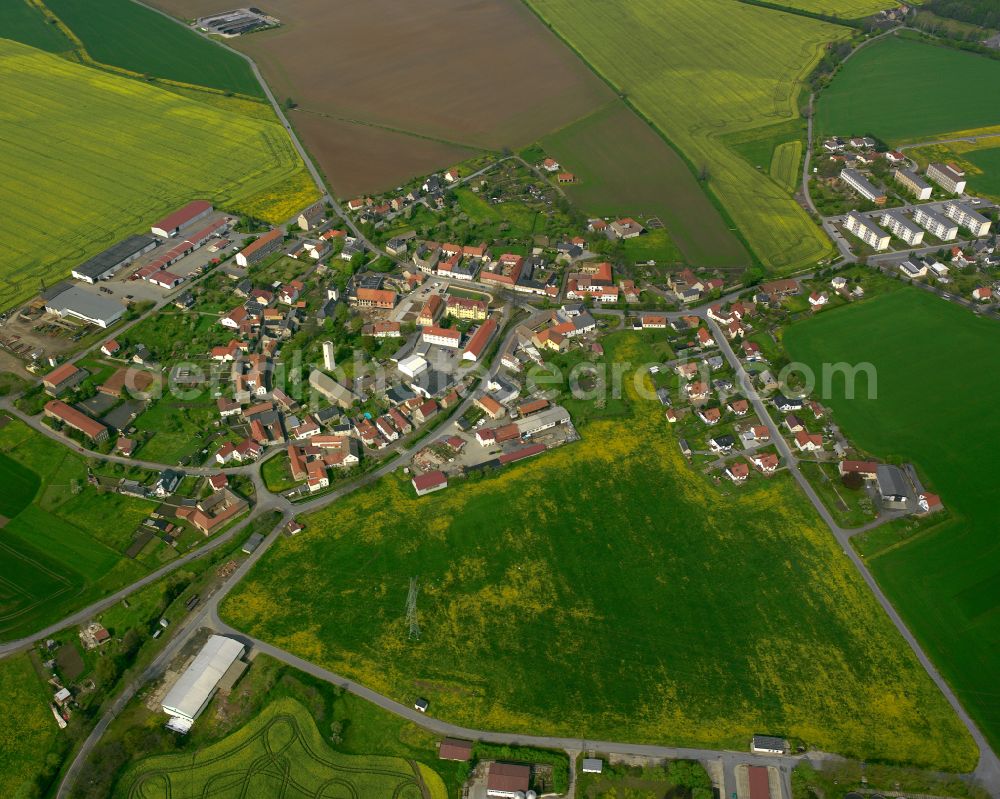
150, 0, 612, 195
291, 111, 477, 197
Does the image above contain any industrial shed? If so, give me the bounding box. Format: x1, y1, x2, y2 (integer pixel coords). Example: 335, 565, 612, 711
161, 635, 245, 732
71, 234, 158, 282
44, 285, 125, 328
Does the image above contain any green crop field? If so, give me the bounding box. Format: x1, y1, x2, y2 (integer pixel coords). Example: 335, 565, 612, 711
772, 0, 895, 17
0, 419, 155, 639
541, 101, 748, 268
115, 697, 446, 799
908, 137, 1000, 201
43, 0, 264, 97
964, 146, 1000, 198
784, 288, 1000, 754
0, 38, 318, 311
816, 37, 1000, 144
0, 0, 72, 52
524, 0, 838, 273
769, 140, 803, 192
223, 333, 975, 770
0, 654, 59, 798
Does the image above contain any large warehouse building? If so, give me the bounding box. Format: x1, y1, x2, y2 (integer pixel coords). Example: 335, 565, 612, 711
161, 635, 245, 732
44, 285, 125, 328
71, 234, 158, 283
151, 200, 214, 238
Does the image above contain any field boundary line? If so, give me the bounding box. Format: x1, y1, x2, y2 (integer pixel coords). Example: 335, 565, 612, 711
516, 0, 759, 273
292, 107, 487, 154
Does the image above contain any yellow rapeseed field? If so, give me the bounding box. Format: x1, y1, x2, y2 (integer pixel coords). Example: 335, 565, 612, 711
0, 39, 318, 309
0, 655, 57, 797
773, 0, 896, 17
223, 334, 976, 770
523, 0, 840, 273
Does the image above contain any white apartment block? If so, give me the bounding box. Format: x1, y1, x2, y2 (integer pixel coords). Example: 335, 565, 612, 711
944, 201, 992, 237
840, 168, 885, 204
893, 168, 932, 201
912, 206, 958, 241
880, 210, 924, 246
843, 211, 890, 251
926, 162, 967, 194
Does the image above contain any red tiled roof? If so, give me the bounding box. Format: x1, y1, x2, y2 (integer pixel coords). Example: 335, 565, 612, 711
412, 470, 447, 491
44, 362, 81, 387
152, 200, 211, 233
240, 228, 283, 258
463, 318, 497, 360
44, 400, 106, 439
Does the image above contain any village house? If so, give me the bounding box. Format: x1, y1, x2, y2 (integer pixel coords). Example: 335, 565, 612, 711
412, 470, 447, 496
794, 430, 823, 452
750, 452, 779, 473
698, 407, 721, 425
726, 462, 750, 483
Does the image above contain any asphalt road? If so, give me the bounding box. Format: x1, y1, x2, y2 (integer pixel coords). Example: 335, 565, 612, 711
705, 315, 1000, 792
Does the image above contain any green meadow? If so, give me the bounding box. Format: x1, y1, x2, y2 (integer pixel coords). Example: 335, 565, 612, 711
540, 101, 747, 268
43, 0, 264, 97
816, 37, 1000, 143
0, 419, 156, 640
784, 288, 1000, 753
0, 654, 59, 798
224, 333, 975, 770
0, 0, 71, 53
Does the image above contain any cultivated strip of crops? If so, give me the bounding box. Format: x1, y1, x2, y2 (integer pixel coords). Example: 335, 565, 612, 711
770, 140, 803, 192
524, 0, 841, 272
0, 39, 318, 309
771, 0, 895, 18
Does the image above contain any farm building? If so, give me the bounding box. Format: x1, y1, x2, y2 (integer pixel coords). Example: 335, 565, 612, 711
515, 405, 570, 438
438, 738, 473, 761
151, 200, 213, 238
412, 470, 447, 496
486, 762, 531, 798
751, 734, 787, 754
44, 400, 108, 442
42, 362, 86, 396
161, 635, 245, 732
44, 285, 125, 328
72, 234, 158, 282
308, 369, 359, 408
876, 464, 912, 510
